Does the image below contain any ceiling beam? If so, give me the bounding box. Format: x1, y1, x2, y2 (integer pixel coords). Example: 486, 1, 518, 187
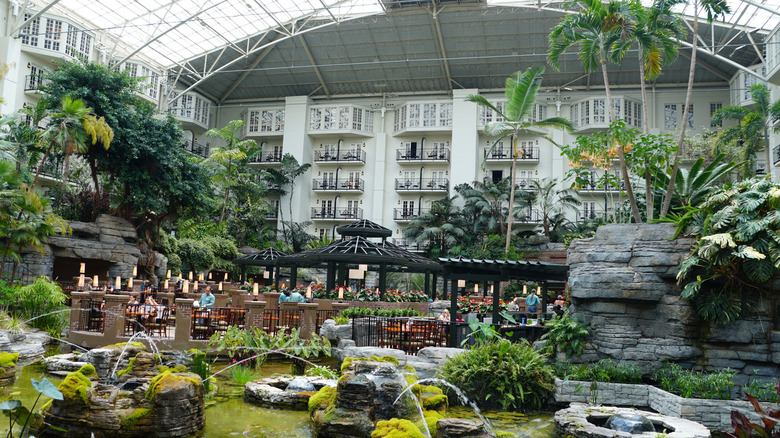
678, 50, 731, 81
12, 0, 62, 36
298, 34, 331, 97
219, 33, 286, 102
678, 40, 764, 81
429, 6, 456, 91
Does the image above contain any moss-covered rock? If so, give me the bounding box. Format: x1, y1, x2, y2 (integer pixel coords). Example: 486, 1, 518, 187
120, 408, 151, 430
308, 386, 337, 414
58, 369, 93, 404
417, 409, 444, 436
371, 418, 425, 438
0, 352, 19, 367
495, 431, 518, 438
78, 364, 97, 378
145, 370, 201, 402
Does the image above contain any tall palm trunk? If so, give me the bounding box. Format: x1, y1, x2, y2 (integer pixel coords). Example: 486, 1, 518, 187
661, 5, 698, 218
639, 57, 654, 220
505, 134, 518, 252
90, 157, 101, 222
602, 62, 642, 223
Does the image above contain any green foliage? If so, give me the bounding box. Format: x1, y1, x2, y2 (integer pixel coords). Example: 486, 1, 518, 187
673, 179, 780, 324
340, 308, 424, 319
207, 327, 330, 369
228, 364, 259, 385
438, 340, 555, 411
742, 377, 780, 403
1, 377, 62, 438
332, 315, 349, 325
13, 277, 68, 335
308, 385, 336, 414
540, 313, 590, 357
371, 418, 426, 438
305, 365, 338, 380
554, 359, 642, 384
177, 238, 216, 272
653, 362, 735, 400
730, 378, 780, 438
189, 351, 211, 393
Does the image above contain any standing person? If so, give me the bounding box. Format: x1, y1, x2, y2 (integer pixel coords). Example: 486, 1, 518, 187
525, 290, 540, 313
279, 290, 291, 302
289, 289, 306, 303
199, 287, 215, 308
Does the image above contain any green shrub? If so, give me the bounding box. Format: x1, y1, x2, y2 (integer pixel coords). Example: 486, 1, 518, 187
13, 277, 68, 335
554, 359, 642, 384
539, 313, 589, 357
177, 239, 215, 271
742, 378, 780, 403
189, 350, 211, 393
340, 307, 424, 319
229, 364, 258, 385
653, 362, 735, 400
166, 253, 182, 276
438, 340, 554, 411
202, 236, 239, 260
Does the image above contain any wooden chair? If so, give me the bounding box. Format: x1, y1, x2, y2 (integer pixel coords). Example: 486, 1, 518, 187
191, 309, 212, 340
147, 307, 169, 338
124, 304, 140, 336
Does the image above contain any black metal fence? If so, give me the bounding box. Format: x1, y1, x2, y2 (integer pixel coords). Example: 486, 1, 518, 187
351, 316, 470, 354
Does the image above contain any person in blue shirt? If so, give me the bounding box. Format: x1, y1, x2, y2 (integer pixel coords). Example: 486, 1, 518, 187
289, 289, 306, 303
279, 290, 291, 302
525, 290, 541, 313
199, 288, 215, 308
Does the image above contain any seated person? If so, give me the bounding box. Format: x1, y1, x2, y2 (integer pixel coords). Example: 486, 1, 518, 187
554, 295, 566, 307
455, 311, 465, 323
199, 288, 215, 308
145, 296, 159, 306
289, 289, 306, 303
525, 291, 541, 313
278, 290, 291, 302
553, 304, 565, 318
437, 309, 450, 321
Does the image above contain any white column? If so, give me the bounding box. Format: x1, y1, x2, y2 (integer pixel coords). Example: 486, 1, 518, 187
451, 89, 479, 193
0, 36, 22, 112
283, 96, 313, 224
371, 131, 387, 222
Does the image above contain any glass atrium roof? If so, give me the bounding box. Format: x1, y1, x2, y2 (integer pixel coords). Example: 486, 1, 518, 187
37, 0, 780, 69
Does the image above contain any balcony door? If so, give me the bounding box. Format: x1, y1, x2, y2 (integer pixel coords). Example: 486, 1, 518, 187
322, 172, 335, 189
346, 200, 358, 218
320, 200, 333, 217
402, 200, 415, 218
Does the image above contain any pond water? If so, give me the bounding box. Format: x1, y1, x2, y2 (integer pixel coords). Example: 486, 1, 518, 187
1, 359, 556, 438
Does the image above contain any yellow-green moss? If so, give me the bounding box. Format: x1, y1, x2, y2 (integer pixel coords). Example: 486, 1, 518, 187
422, 394, 448, 412
40, 399, 53, 413
121, 408, 151, 429
156, 365, 187, 373
105, 342, 146, 351
308, 386, 337, 414
116, 355, 138, 378
405, 374, 418, 388
0, 352, 18, 367
340, 357, 354, 374
145, 371, 201, 402
371, 418, 425, 438
342, 356, 401, 375
58, 370, 92, 404
417, 409, 443, 436
495, 431, 518, 438
78, 364, 97, 378
402, 365, 416, 374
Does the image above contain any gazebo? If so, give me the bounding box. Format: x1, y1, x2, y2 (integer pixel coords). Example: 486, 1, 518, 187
232, 248, 289, 289
277, 220, 441, 298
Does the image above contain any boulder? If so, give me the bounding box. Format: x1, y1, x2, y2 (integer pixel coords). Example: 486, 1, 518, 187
244, 376, 336, 410
435, 418, 495, 438
554, 403, 710, 438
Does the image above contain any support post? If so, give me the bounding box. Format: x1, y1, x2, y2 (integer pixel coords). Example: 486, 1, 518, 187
326, 261, 336, 294
424, 272, 430, 298
104, 294, 130, 346
298, 302, 319, 339
378, 263, 387, 300
492, 280, 501, 325
245, 300, 267, 330
449, 278, 458, 348
290, 264, 298, 288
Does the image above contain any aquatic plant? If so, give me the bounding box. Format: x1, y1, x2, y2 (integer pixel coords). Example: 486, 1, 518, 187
229, 364, 259, 385
0, 377, 63, 437
653, 362, 735, 400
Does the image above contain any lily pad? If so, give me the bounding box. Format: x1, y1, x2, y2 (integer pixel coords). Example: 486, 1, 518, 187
0, 400, 21, 411
32, 378, 64, 400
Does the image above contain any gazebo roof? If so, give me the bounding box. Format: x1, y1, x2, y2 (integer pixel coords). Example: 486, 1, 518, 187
437, 257, 568, 283
336, 220, 392, 238
279, 236, 441, 272
232, 248, 289, 266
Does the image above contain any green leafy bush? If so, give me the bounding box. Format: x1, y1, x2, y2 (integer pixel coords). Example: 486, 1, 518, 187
438, 340, 554, 411
202, 235, 239, 260
554, 359, 642, 384
228, 364, 258, 385
13, 277, 68, 335
177, 239, 215, 271
539, 314, 589, 357
189, 350, 211, 393
653, 362, 735, 400
741, 377, 780, 403
340, 307, 424, 319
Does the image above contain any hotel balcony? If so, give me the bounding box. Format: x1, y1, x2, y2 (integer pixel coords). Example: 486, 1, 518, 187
390, 238, 427, 252
249, 151, 283, 165
577, 210, 607, 222
395, 148, 450, 163
314, 149, 366, 164
312, 178, 365, 192
577, 181, 626, 193
310, 207, 363, 221
515, 178, 539, 191
515, 209, 543, 224
755, 160, 767, 176
774, 145, 780, 166
393, 208, 429, 222
394, 178, 449, 192
24, 75, 48, 93
484, 146, 539, 162
183, 140, 209, 158
264, 208, 278, 220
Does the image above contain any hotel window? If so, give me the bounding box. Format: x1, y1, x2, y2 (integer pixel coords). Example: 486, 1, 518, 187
339, 107, 350, 129
65, 26, 79, 57
79, 33, 92, 59
352, 108, 362, 131
634, 102, 642, 128
275, 110, 284, 131
423, 103, 437, 127
309, 108, 322, 130
664, 104, 677, 129
323, 107, 335, 130
21, 14, 40, 46
593, 99, 605, 123
408, 104, 420, 127
611, 99, 621, 122
439, 103, 453, 126
686, 104, 694, 129
710, 103, 723, 127
44, 18, 62, 51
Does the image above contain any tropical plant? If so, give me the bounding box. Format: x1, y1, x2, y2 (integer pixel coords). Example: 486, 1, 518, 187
438, 339, 555, 410
540, 313, 590, 357
549, 0, 641, 223
207, 327, 330, 372
660, 0, 731, 218
189, 350, 211, 393
653, 362, 735, 400
0, 377, 63, 437
673, 179, 780, 325
204, 120, 259, 225
228, 364, 259, 385
466, 66, 573, 251
652, 153, 739, 208
262, 154, 310, 239
711, 84, 780, 178
729, 379, 780, 438
456, 179, 511, 236
11, 277, 69, 335
554, 359, 642, 384
524, 178, 581, 239
404, 196, 467, 258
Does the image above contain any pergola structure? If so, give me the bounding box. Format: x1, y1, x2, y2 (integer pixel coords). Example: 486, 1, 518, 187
437, 257, 569, 341
232, 248, 289, 289
277, 220, 441, 297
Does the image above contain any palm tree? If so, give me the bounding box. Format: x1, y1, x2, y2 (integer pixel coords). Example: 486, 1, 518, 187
652, 153, 738, 208
659, 0, 730, 218
404, 196, 467, 257
548, 0, 641, 223
279, 154, 312, 228
205, 120, 258, 226
711, 84, 780, 178
525, 178, 582, 239
455, 179, 511, 236
466, 66, 572, 252
632, 0, 684, 220
262, 168, 290, 235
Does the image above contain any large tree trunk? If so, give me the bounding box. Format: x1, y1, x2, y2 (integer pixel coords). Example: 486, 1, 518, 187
661, 10, 698, 218
603, 63, 642, 223
90, 157, 101, 222
504, 134, 518, 252
639, 58, 653, 221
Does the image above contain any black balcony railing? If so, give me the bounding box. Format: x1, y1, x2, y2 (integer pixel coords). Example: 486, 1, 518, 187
755, 160, 767, 175
390, 238, 428, 252
183, 140, 209, 158
396, 148, 450, 162
24, 75, 47, 91
312, 178, 364, 192
577, 181, 625, 193
515, 178, 539, 190
249, 151, 283, 164
264, 208, 278, 219
516, 209, 543, 223
314, 150, 366, 163
310, 207, 363, 220
577, 210, 607, 222
484, 146, 539, 161
393, 208, 429, 221
394, 178, 449, 191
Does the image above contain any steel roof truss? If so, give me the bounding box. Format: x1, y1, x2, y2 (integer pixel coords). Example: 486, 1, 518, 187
298, 34, 331, 97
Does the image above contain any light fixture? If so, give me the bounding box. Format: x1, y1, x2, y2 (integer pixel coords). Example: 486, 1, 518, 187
349, 269, 362, 279
397, 200, 400, 205
359, 200, 363, 204
314, 228, 318, 232
457, 280, 466, 288
26, 62, 31, 68
22, 102, 26, 108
